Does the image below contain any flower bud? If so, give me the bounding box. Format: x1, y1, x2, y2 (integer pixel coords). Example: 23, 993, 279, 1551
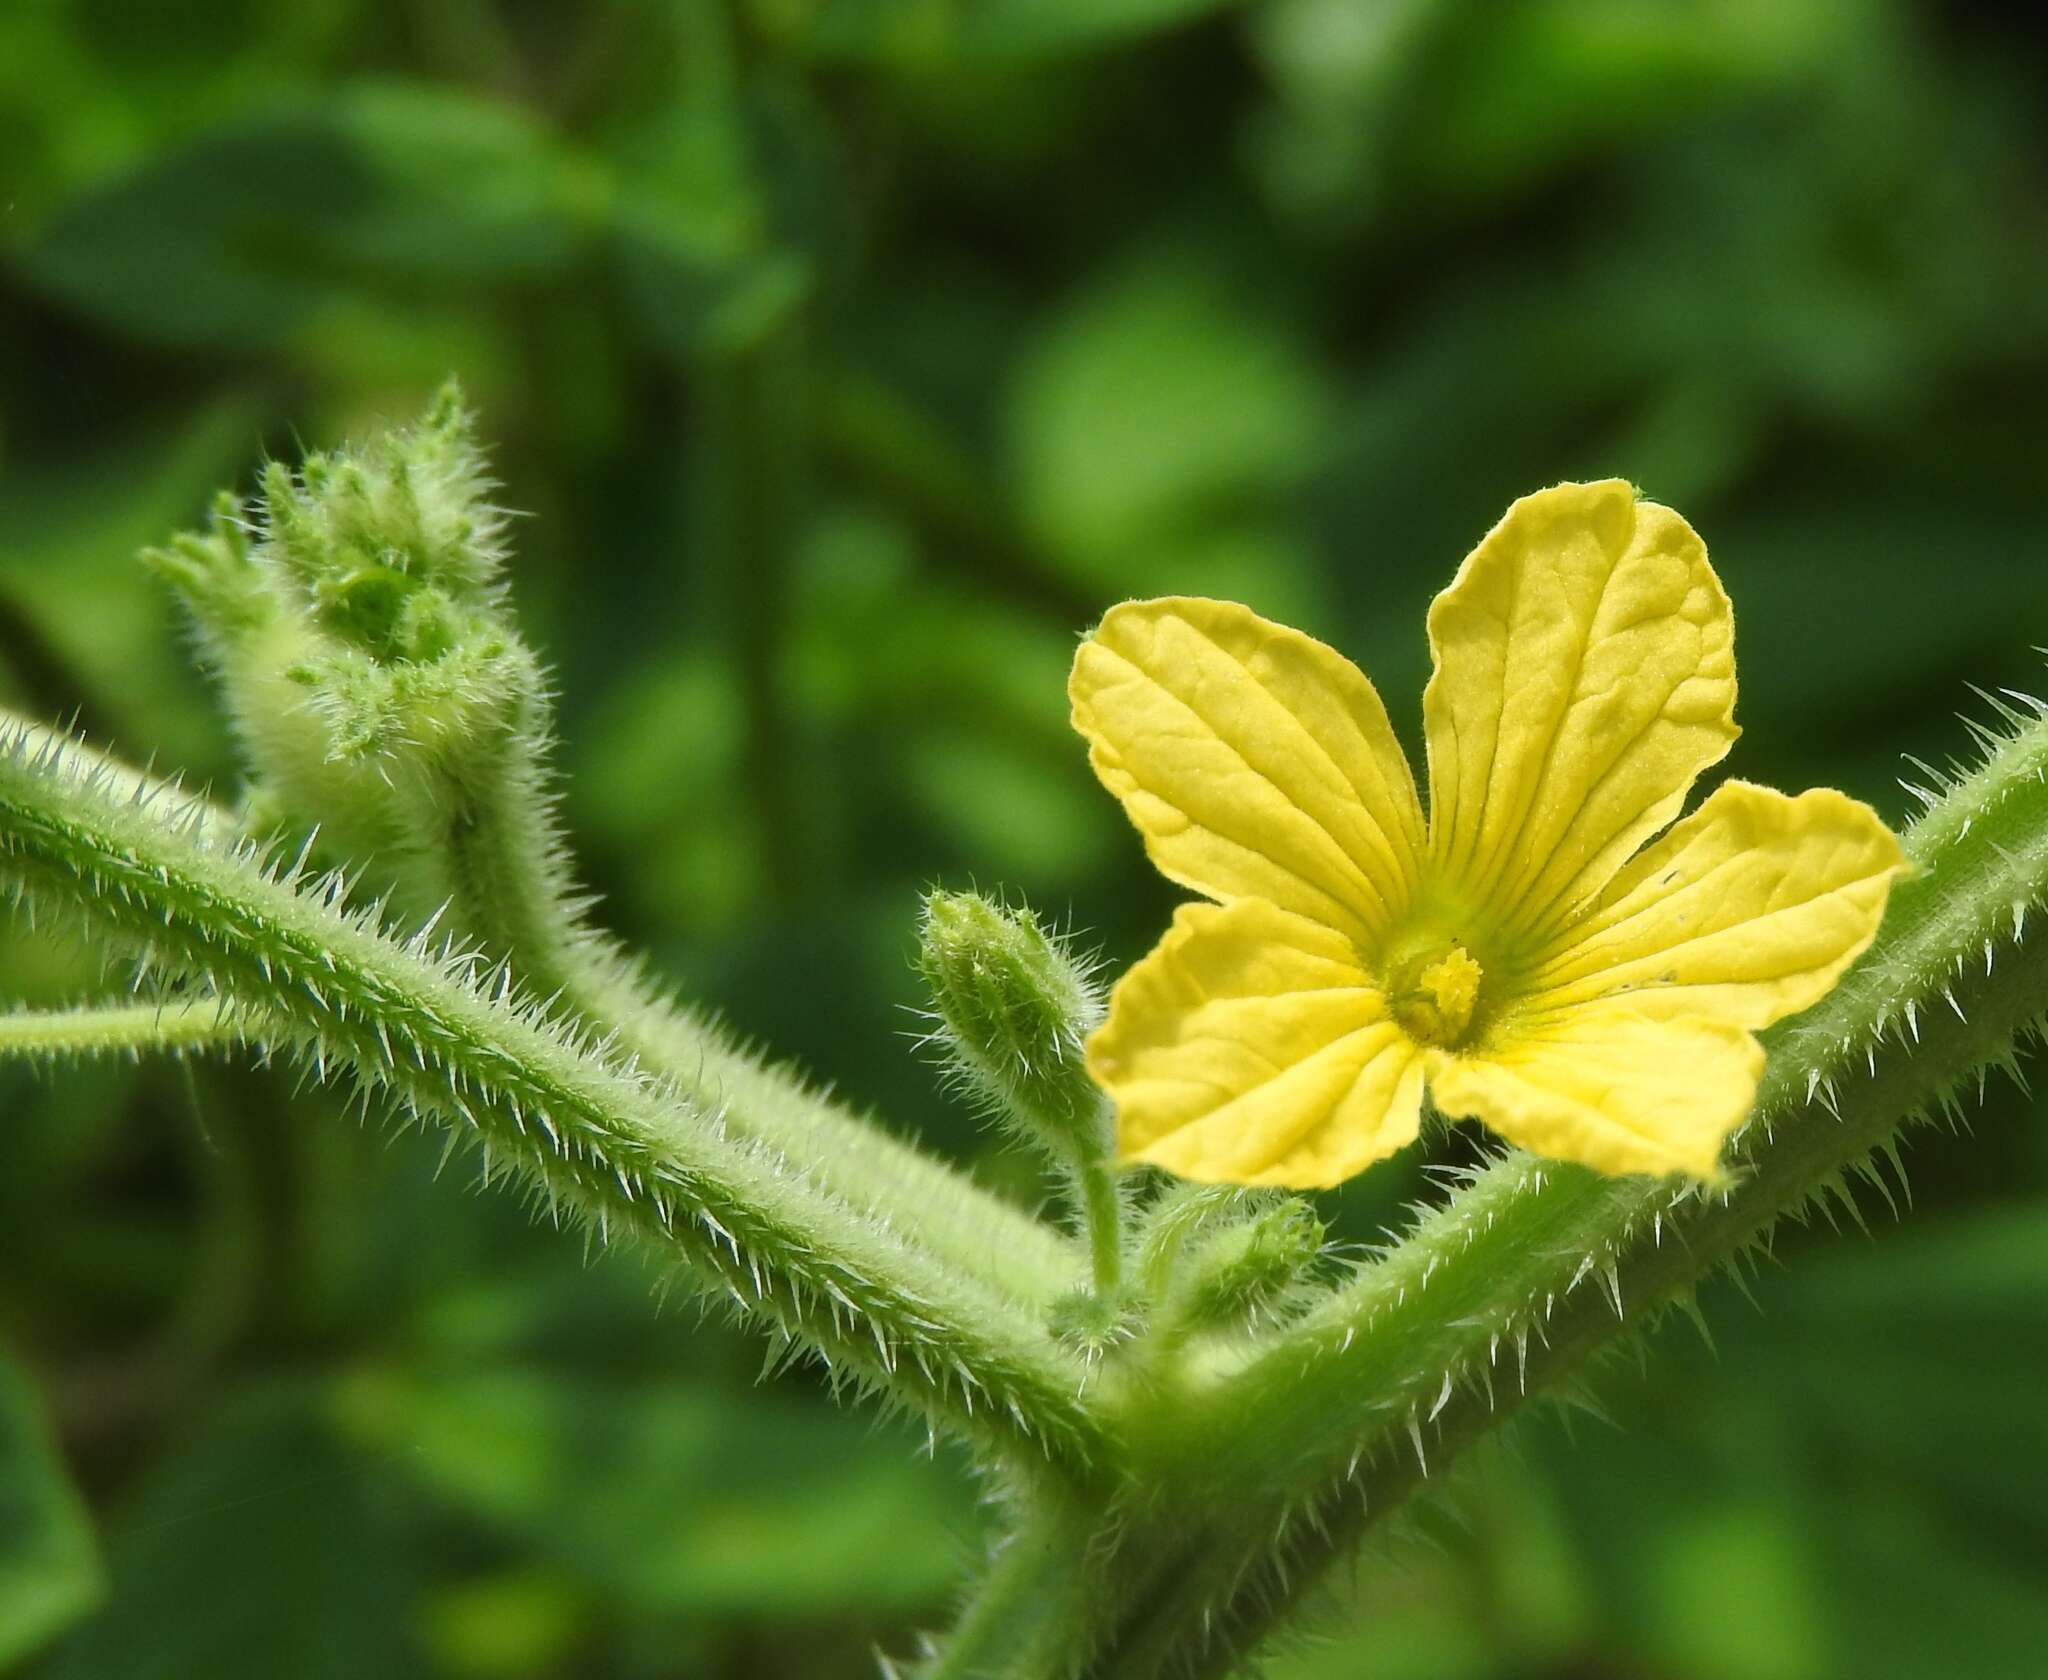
142, 383, 550, 930
916, 889, 1108, 1169
1167, 1194, 1324, 1334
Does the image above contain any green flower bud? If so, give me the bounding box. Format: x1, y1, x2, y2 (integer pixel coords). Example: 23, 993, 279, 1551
142, 382, 552, 935
1045, 1284, 1142, 1361
917, 889, 1107, 1167
140, 490, 268, 641
1165, 1193, 1324, 1336
918, 889, 1125, 1294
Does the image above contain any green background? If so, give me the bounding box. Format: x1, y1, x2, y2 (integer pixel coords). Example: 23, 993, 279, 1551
3, 0, 2046, 1675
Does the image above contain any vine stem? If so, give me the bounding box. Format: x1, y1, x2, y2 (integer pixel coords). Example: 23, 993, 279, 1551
0, 717, 1112, 1472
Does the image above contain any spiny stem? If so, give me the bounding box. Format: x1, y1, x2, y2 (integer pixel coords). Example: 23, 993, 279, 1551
0, 721, 1111, 1471
915, 1495, 1108, 1680
144, 405, 1079, 1312
559, 956, 1082, 1309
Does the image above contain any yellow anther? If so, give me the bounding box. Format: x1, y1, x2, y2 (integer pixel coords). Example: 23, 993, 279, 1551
1389, 945, 1484, 1049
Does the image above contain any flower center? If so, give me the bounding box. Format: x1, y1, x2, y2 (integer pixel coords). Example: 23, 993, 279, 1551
1387, 943, 1484, 1049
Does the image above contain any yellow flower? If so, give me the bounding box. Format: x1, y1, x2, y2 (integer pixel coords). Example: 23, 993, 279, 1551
1070, 481, 1906, 1187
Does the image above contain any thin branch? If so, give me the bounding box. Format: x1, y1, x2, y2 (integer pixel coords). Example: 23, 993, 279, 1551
0, 998, 244, 1062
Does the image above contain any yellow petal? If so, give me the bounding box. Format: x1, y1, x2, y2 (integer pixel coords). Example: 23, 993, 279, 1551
1071, 597, 1425, 948
1088, 897, 1425, 1188
1423, 482, 1738, 942
1429, 1006, 1763, 1179
1522, 781, 1905, 1030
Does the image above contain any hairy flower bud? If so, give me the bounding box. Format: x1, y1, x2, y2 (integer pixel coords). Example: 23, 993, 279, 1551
1169, 1196, 1324, 1332
918, 889, 1125, 1294
917, 889, 1107, 1168
1133, 1185, 1325, 1338
142, 383, 554, 934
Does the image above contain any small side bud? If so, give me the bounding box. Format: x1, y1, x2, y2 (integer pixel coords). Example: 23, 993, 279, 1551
918, 889, 1124, 1294
1159, 1192, 1324, 1337
917, 889, 1106, 1167
141, 491, 268, 645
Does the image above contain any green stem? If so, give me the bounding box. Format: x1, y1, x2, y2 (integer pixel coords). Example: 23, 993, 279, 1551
915, 1496, 1107, 1680
0, 998, 242, 1061
0, 720, 1111, 1471
430, 741, 1082, 1309
815, 364, 1096, 628
1075, 1153, 1123, 1296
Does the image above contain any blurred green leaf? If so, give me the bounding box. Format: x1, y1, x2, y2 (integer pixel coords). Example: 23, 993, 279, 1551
420, 1568, 586, 1679
337, 1365, 978, 1618
1007, 252, 1330, 597
0, 1351, 101, 1669
1740, 1203, 2048, 1536
791, 0, 1242, 65
1810, 1491, 2048, 1680
0, 397, 257, 768
1715, 497, 2048, 748
608, 76, 833, 359
19, 83, 599, 352
781, 507, 1114, 886
0, 393, 266, 766
1248, 0, 1844, 228
42, 1382, 425, 1680
902, 728, 1103, 884
580, 652, 764, 929
610, 142, 813, 358
1400, 0, 1845, 203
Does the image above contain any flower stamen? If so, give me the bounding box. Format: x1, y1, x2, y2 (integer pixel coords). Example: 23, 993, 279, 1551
1388, 944, 1483, 1049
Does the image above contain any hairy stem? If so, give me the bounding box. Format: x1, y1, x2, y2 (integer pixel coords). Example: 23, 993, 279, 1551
0, 998, 242, 1061
355, 679, 1083, 1310
1077, 1156, 1124, 1296
0, 721, 1112, 1470
915, 1496, 1107, 1680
